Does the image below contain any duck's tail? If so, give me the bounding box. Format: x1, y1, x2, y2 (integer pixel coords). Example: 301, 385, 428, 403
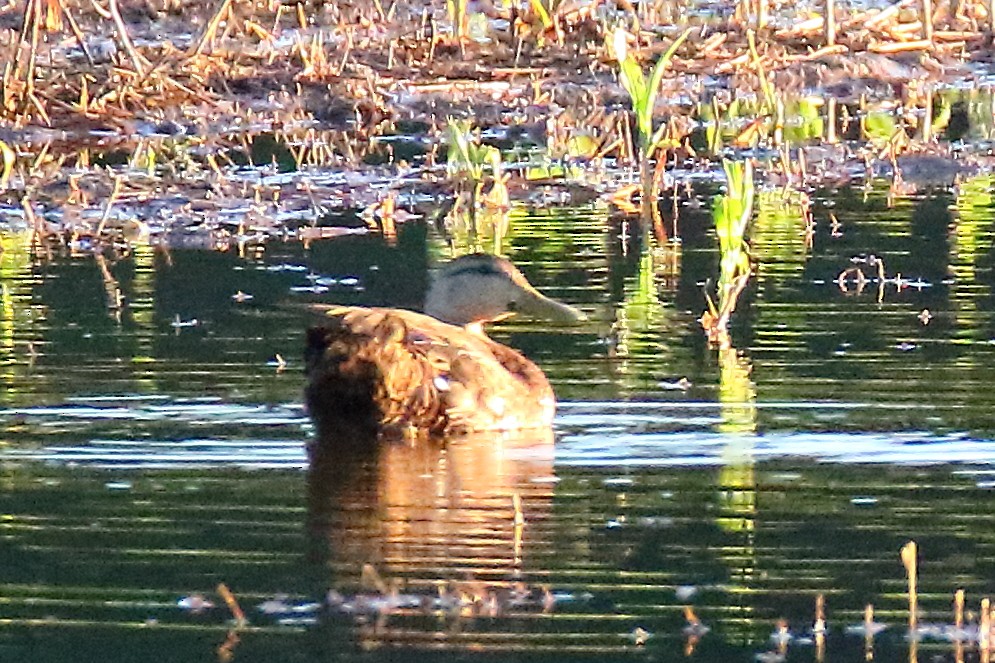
304, 313, 444, 443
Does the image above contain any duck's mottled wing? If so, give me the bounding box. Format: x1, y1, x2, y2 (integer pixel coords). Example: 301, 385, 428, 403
305, 306, 554, 437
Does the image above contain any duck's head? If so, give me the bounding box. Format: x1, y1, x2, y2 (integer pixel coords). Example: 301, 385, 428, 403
424, 253, 586, 331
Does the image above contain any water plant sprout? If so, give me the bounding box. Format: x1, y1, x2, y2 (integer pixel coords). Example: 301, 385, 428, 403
446, 118, 508, 212
444, 118, 510, 253
613, 27, 692, 222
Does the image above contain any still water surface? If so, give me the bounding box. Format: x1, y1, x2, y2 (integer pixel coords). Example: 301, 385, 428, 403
2, 181, 995, 662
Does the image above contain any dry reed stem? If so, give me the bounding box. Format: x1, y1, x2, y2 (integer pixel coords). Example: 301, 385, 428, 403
58, 0, 95, 66
864, 0, 917, 28
24, 0, 43, 109
107, 0, 149, 76
826, 0, 837, 44
95, 175, 123, 237
192, 0, 235, 57
869, 38, 934, 51
901, 541, 918, 633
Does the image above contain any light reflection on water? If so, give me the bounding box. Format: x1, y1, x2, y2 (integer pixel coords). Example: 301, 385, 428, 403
6, 400, 995, 469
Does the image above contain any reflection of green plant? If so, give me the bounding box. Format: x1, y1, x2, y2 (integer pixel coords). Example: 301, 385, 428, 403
615, 27, 692, 157
0, 229, 39, 404
613, 237, 680, 392
752, 188, 810, 277
703, 159, 754, 342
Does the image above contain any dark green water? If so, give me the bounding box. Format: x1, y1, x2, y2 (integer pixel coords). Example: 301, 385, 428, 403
3, 177, 995, 662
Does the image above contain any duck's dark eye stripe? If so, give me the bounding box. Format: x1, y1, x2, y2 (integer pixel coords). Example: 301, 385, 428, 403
445, 263, 505, 279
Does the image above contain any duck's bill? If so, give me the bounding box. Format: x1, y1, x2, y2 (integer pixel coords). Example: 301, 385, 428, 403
518, 291, 588, 323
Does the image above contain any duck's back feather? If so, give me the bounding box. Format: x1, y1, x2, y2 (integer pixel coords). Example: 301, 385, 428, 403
305, 306, 555, 439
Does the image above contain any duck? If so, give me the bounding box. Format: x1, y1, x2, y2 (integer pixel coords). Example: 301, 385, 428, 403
304, 253, 586, 442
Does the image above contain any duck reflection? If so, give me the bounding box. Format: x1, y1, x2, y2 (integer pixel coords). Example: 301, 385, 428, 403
306, 427, 555, 638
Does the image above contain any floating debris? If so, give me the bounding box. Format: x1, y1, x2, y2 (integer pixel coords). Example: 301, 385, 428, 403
682, 606, 710, 637
659, 377, 692, 391
628, 626, 652, 646
770, 619, 793, 646
813, 594, 827, 635
266, 264, 309, 273
177, 594, 215, 613
844, 604, 888, 637
257, 596, 322, 617
170, 315, 199, 329
289, 285, 329, 294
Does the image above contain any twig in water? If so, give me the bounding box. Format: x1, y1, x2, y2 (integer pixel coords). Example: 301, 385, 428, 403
216, 583, 247, 627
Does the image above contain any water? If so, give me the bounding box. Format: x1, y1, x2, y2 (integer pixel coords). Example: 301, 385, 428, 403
3, 178, 995, 662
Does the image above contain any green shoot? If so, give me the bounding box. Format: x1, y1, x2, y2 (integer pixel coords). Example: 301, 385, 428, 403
447, 119, 494, 182
615, 27, 693, 157
446, 118, 507, 209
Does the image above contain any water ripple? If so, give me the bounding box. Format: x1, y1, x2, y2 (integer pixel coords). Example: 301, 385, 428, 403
3, 399, 992, 469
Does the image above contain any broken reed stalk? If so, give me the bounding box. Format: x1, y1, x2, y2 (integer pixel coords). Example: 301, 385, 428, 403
980, 598, 991, 650
922, 0, 933, 41
95, 175, 123, 238
58, 0, 95, 66
825, 0, 837, 46
901, 541, 918, 634
954, 589, 964, 631
513, 492, 525, 565
8, 0, 39, 99
22, 0, 43, 110
21, 195, 42, 238
192, 0, 234, 56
